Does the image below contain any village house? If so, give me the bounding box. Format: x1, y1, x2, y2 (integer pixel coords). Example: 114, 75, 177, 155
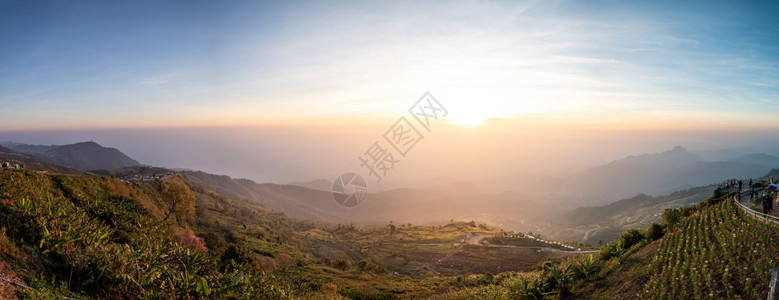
1, 162, 23, 169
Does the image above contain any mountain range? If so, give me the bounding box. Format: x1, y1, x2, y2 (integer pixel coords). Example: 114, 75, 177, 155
538, 146, 779, 205
184, 170, 554, 232
0, 141, 140, 170
4, 140, 777, 237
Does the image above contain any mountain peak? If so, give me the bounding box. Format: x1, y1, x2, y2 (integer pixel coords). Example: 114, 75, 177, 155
3, 141, 140, 170
64, 141, 105, 149
668, 145, 689, 153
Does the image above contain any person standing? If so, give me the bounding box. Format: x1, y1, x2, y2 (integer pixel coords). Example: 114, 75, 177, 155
763, 194, 770, 214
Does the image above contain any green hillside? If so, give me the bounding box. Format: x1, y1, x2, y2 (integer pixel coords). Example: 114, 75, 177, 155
1, 168, 578, 299
429, 188, 779, 299
1, 167, 777, 299
0, 169, 293, 299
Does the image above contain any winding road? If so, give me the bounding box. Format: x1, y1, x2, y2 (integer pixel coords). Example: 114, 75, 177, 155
464, 233, 597, 254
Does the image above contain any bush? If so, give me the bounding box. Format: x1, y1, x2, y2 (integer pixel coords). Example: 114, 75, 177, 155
199, 232, 227, 255
645, 223, 664, 241
333, 259, 351, 271
220, 245, 255, 267
542, 261, 574, 297
320, 283, 338, 295
679, 206, 696, 218
712, 187, 723, 199
599, 241, 623, 260
575, 254, 601, 282
356, 259, 383, 273
173, 229, 208, 253
662, 208, 681, 227
618, 228, 645, 250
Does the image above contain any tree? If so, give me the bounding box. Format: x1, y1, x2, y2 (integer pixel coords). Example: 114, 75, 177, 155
160, 178, 195, 223
139, 165, 149, 179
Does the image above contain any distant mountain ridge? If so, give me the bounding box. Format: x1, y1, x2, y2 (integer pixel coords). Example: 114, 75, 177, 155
288, 179, 333, 191
540, 146, 779, 205
0, 145, 91, 175
183, 170, 554, 232
0, 141, 140, 170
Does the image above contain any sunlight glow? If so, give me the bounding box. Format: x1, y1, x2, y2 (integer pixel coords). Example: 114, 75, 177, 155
451, 114, 488, 127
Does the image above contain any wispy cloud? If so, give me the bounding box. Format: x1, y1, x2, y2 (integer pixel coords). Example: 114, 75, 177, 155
0, 0, 777, 129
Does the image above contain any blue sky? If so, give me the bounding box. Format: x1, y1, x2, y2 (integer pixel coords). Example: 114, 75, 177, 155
1, 0, 778, 129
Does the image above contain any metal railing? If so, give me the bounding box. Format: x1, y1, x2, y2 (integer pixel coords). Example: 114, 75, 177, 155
734, 197, 779, 226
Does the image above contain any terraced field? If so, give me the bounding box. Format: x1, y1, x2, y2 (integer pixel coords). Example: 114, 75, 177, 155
641, 200, 779, 299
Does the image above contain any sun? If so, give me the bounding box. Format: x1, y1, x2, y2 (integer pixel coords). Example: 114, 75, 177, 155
451, 114, 488, 127
447, 105, 496, 127
432, 90, 506, 128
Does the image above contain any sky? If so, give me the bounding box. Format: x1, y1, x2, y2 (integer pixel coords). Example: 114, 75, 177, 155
1, 0, 779, 188
1, 0, 778, 130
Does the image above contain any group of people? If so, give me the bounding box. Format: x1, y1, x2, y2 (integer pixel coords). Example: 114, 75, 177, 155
724, 178, 743, 191
727, 177, 777, 215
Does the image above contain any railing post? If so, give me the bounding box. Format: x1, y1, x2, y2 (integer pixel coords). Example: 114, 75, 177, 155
770, 268, 779, 300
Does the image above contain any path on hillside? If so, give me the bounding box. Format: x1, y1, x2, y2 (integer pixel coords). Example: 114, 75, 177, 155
583, 224, 601, 241
730, 185, 779, 226
426, 232, 597, 272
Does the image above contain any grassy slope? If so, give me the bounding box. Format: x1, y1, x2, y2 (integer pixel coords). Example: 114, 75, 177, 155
2, 169, 582, 299
575, 198, 779, 299
545, 186, 714, 245
6, 166, 769, 299
427, 189, 779, 299
0, 169, 293, 299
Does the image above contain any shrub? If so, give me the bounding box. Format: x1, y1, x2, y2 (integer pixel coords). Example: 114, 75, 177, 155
199, 232, 227, 255
645, 223, 664, 240
320, 282, 338, 295
542, 261, 574, 297
356, 259, 383, 273
679, 206, 696, 218
662, 208, 681, 227
174, 229, 208, 253
599, 241, 623, 260
618, 228, 644, 250
257, 255, 278, 272
220, 245, 255, 267
333, 259, 351, 271
575, 254, 601, 282
276, 253, 296, 269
